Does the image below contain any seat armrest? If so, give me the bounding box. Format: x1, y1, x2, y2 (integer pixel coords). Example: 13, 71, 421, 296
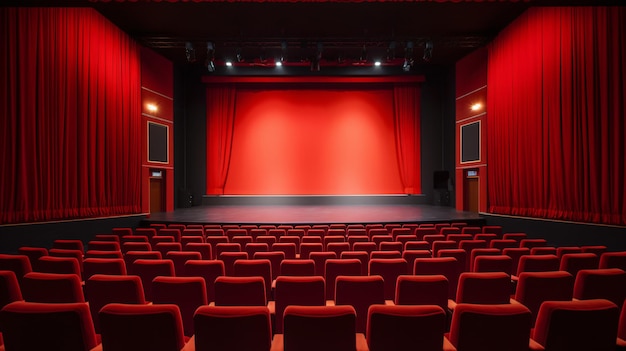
356, 333, 369, 351
529, 338, 545, 351
180, 335, 196, 351
270, 334, 284, 351
443, 336, 457, 351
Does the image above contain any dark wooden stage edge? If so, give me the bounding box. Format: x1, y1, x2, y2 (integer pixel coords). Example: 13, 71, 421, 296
144, 195, 483, 226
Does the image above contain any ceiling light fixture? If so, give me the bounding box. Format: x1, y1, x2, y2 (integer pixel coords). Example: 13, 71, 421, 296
185, 42, 196, 63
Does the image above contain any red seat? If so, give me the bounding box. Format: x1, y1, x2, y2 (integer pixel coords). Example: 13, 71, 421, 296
254, 251, 285, 279
531, 299, 619, 351
450, 272, 511, 311
0, 270, 23, 310
0, 301, 98, 351
503, 247, 530, 276
394, 275, 448, 311
515, 254, 559, 276
273, 305, 367, 351
299, 243, 323, 259
183, 260, 224, 303
432, 240, 457, 256
368, 258, 408, 300
37, 256, 82, 279
157, 228, 181, 242
490, 239, 519, 250
193, 306, 272, 351
448, 303, 532, 351
530, 247, 557, 256
131, 259, 174, 301
0, 254, 32, 288
184, 243, 212, 260
341, 251, 370, 276
573, 268, 626, 306
233, 259, 273, 298
22, 272, 84, 303
473, 255, 513, 274
280, 259, 315, 277
124, 250, 162, 270
370, 250, 402, 259
214, 276, 267, 306
309, 251, 337, 277
99, 303, 188, 351
414, 257, 461, 299
88, 241, 121, 252
165, 251, 202, 276
274, 276, 326, 334
325, 259, 361, 300
520, 238, 548, 249
83, 258, 126, 278
84, 274, 146, 333
152, 276, 207, 337
556, 246, 582, 258
219, 251, 249, 276
245, 242, 270, 258
513, 271, 574, 325
559, 253, 599, 277
335, 275, 385, 333
502, 233, 527, 242
17, 247, 48, 272
367, 304, 451, 351
52, 239, 84, 253
271, 243, 297, 259
600, 251, 626, 270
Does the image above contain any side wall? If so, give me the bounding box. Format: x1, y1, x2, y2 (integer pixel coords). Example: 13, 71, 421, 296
455, 47, 488, 213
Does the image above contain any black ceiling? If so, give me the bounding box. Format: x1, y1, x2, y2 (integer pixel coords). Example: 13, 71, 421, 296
8, 1, 617, 67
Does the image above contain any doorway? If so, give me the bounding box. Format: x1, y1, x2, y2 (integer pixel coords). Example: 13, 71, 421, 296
150, 175, 165, 213
464, 171, 479, 213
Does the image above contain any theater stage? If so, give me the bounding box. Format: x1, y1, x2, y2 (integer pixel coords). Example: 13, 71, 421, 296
144, 195, 483, 226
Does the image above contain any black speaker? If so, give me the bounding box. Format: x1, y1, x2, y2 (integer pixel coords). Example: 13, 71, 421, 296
434, 171, 449, 190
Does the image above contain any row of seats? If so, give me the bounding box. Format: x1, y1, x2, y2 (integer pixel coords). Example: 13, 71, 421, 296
3, 265, 626, 336
1, 275, 626, 350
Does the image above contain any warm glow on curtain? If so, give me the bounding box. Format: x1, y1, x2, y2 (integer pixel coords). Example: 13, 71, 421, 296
0, 8, 142, 224
487, 7, 626, 225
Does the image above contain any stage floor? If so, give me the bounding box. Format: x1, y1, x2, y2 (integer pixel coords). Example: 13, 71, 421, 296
144, 204, 483, 225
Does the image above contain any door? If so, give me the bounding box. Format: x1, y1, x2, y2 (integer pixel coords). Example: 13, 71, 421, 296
150, 177, 165, 213
464, 176, 479, 213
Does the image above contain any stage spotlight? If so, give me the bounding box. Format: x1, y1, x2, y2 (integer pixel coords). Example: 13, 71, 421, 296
423, 40, 433, 62
403, 59, 411, 72
185, 42, 196, 63
225, 61, 233, 67
276, 61, 283, 67
236, 47, 243, 62
280, 40, 288, 62
374, 61, 382, 67
206, 41, 216, 72
403, 41, 414, 71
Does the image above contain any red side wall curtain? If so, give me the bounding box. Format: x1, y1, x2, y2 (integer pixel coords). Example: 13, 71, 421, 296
487, 7, 626, 226
0, 8, 142, 224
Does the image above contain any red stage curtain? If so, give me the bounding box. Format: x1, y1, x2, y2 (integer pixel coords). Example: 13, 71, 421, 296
393, 85, 421, 194
205, 83, 421, 195
487, 7, 626, 225
206, 86, 236, 194
0, 8, 142, 224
